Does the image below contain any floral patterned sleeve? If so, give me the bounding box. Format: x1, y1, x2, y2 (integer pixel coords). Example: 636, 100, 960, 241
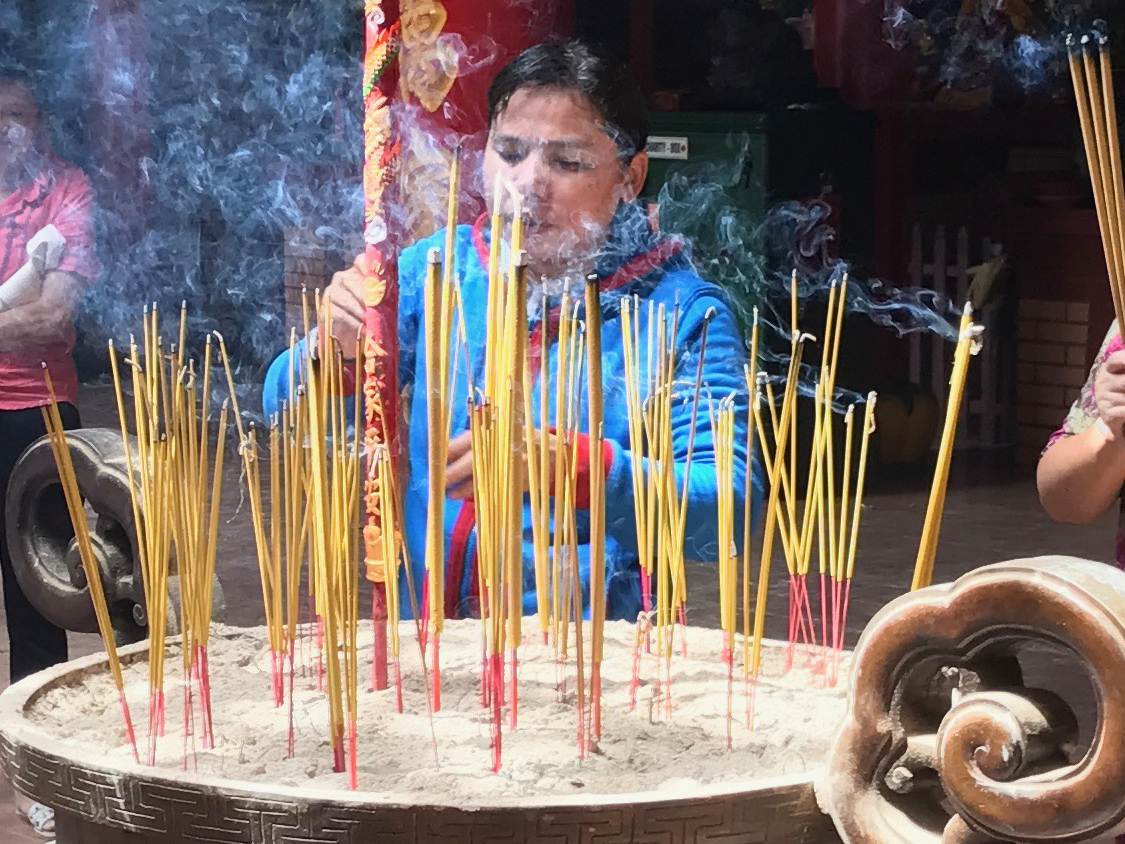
1044, 321, 1122, 452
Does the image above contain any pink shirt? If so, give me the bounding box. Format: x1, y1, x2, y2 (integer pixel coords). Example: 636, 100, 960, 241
0, 155, 99, 409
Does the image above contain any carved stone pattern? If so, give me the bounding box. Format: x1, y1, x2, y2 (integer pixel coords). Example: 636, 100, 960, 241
0, 732, 836, 843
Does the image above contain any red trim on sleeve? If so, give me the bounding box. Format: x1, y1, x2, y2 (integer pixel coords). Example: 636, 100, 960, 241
471, 212, 490, 268
558, 431, 616, 510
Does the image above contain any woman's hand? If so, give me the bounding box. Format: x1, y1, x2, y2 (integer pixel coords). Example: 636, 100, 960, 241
1096, 350, 1125, 443
444, 429, 559, 500
445, 430, 476, 500
319, 254, 367, 360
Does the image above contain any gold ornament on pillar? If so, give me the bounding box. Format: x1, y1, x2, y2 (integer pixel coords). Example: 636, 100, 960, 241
396, 0, 460, 240
400, 0, 458, 112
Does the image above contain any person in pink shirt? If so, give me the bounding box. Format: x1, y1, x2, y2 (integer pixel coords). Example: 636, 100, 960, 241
0, 71, 99, 838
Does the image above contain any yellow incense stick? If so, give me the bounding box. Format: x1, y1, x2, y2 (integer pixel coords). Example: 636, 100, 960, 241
911, 309, 978, 590
750, 338, 806, 676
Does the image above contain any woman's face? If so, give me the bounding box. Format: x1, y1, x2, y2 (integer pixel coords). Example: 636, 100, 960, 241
483, 87, 648, 279
0, 82, 42, 181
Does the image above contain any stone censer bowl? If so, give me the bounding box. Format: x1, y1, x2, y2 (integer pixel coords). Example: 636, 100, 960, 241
0, 635, 837, 844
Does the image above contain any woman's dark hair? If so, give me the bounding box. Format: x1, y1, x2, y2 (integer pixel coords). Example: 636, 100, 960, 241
487, 39, 648, 159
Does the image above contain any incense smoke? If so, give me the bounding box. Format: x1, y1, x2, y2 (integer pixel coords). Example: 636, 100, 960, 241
878, 0, 1098, 97
652, 137, 958, 411
6, 0, 959, 418
4, 0, 365, 379
1, 0, 503, 403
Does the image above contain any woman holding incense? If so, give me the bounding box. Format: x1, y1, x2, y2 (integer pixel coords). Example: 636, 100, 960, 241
0, 71, 99, 837
1037, 322, 1125, 562
263, 39, 761, 621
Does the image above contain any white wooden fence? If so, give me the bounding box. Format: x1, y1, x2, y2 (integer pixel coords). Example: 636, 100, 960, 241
907, 224, 1006, 448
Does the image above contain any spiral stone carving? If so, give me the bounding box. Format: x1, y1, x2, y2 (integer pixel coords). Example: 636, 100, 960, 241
822, 556, 1125, 844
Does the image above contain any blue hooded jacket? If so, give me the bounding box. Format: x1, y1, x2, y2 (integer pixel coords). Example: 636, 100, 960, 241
263, 201, 760, 621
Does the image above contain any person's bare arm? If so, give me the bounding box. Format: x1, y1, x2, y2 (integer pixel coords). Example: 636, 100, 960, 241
0, 269, 84, 353
1038, 350, 1125, 524
1038, 424, 1125, 523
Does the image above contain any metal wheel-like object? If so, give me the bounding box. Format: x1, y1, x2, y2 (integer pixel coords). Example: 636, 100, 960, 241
3, 427, 223, 645
822, 556, 1125, 844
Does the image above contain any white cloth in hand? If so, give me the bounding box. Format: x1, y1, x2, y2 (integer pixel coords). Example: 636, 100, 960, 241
0, 225, 68, 311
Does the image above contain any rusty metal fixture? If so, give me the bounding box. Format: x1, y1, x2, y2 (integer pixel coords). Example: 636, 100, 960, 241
3, 428, 223, 644
822, 556, 1125, 844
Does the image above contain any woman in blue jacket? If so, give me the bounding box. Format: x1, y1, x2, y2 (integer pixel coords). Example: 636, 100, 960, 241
263, 39, 761, 622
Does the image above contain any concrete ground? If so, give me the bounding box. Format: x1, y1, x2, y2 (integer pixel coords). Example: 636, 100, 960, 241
0, 384, 1117, 842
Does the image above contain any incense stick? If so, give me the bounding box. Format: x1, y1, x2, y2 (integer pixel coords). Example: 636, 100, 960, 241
911, 308, 980, 590
42, 365, 140, 763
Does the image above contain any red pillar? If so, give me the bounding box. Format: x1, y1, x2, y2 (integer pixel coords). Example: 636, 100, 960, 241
437, 0, 574, 138
628, 0, 655, 92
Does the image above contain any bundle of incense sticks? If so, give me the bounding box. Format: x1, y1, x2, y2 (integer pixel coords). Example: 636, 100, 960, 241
265, 290, 435, 782
106, 305, 227, 767
466, 235, 532, 767
1068, 32, 1125, 330
747, 330, 805, 714
712, 393, 738, 748
422, 150, 463, 711
216, 330, 291, 709
220, 291, 370, 781
280, 329, 310, 754
744, 274, 881, 712
41, 365, 139, 764
546, 295, 587, 736
620, 295, 716, 717
292, 297, 363, 780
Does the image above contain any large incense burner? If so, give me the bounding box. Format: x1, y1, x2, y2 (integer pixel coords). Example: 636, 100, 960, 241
0, 625, 842, 844
3, 539, 1125, 844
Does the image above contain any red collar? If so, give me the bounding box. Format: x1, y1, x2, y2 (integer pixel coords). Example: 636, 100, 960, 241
470, 211, 684, 308
0, 154, 60, 215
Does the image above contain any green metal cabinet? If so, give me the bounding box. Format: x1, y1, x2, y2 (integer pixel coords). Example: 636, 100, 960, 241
642, 108, 876, 264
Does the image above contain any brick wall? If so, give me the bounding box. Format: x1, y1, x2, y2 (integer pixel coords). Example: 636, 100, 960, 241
1016, 299, 1090, 462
